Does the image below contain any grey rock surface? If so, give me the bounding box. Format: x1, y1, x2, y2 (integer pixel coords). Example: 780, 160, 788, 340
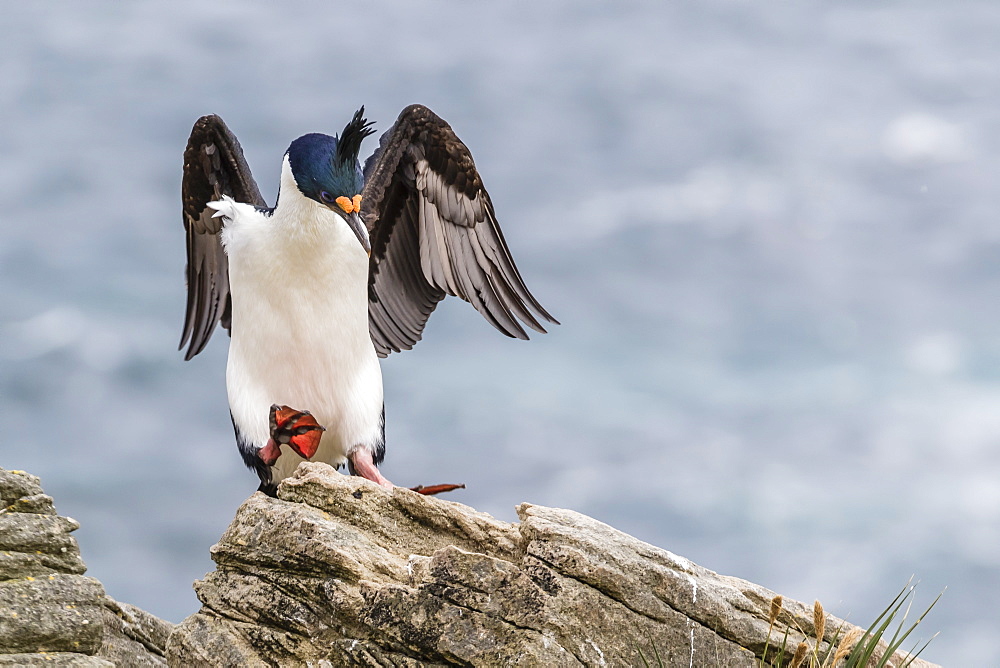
0, 468, 172, 666
167, 462, 938, 667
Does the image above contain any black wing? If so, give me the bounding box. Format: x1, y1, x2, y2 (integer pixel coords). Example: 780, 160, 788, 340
362, 104, 558, 358
179, 115, 266, 360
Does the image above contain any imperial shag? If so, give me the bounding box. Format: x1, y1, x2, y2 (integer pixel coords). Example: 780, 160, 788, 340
179, 105, 556, 495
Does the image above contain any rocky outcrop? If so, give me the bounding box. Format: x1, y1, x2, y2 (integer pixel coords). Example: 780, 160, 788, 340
0, 468, 173, 666
0, 463, 936, 667
167, 462, 937, 667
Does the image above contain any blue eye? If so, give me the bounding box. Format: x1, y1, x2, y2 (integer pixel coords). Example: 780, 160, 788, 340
319, 191, 335, 203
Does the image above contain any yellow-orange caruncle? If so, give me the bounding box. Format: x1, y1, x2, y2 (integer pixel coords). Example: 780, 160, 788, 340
335, 194, 363, 214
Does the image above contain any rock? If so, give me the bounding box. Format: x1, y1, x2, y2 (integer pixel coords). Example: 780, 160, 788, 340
99, 598, 174, 667
168, 462, 939, 667
0, 468, 173, 666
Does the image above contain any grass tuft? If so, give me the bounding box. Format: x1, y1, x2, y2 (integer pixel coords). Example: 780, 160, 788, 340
635, 632, 664, 668
842, 579, 942, 668
756, 580, 940, 667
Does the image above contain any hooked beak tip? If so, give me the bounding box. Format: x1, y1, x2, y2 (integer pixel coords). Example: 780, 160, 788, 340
334, 206, 371, 256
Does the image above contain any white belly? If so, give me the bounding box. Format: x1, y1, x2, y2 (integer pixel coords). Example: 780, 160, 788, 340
222, 198, 383, 483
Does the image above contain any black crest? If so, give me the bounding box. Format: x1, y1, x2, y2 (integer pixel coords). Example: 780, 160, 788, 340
336, 107, 376, 167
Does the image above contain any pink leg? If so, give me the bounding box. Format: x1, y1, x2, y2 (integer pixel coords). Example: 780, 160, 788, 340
258, 439, 282, 467
349, 449, 394, 489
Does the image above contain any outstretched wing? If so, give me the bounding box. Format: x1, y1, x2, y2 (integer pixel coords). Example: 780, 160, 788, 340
179, 115, 266, 360
362, 104, 558, 358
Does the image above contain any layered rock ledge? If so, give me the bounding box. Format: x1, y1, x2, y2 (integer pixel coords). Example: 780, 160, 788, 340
166, 462, 936, 667
0, 468, 172, 666
1, 464, 936, 667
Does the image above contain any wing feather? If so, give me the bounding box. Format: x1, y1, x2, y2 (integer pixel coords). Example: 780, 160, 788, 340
179, 115, 266, 360
363, 104, 557, 357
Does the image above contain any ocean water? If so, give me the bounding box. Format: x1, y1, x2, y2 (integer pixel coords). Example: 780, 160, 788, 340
2, 2, 999, 663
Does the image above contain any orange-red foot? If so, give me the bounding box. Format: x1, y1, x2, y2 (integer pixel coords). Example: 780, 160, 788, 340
409, 483, 466, 496
259, 404, 325, 466
270, 404, 325, 459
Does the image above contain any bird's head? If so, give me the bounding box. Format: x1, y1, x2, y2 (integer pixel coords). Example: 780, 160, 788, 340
286, 108, 375, 254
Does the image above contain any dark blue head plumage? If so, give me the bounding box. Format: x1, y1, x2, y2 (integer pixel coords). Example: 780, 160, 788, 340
283, 108, 376, 253
287, 108, 376, 206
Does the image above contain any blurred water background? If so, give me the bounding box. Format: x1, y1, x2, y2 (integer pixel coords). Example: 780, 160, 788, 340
3, 2, 999, 663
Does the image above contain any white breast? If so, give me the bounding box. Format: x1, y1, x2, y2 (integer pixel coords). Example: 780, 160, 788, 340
220, 161, 383, 482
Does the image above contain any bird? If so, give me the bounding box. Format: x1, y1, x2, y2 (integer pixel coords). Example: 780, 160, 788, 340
179, 104, 557, 496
